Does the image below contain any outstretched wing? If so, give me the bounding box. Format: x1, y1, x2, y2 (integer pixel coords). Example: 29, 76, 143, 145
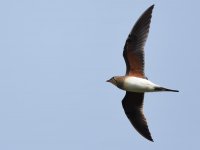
123, 5, 154, 78
122, 92, 153, 142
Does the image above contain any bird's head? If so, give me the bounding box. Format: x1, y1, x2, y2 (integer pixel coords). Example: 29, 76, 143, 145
107, 76, 125, 88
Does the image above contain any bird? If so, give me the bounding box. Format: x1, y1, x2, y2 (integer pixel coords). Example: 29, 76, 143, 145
106, 5, 179, 142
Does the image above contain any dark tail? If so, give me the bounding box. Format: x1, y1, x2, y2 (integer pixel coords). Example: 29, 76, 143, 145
155, 87, 179, 92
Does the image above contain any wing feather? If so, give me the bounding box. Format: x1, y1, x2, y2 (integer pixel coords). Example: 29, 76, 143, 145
123, 5, 154, 77
122, 92, 153, 142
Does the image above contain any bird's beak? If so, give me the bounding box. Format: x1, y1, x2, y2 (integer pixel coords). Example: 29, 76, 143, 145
106, 79, 110, 82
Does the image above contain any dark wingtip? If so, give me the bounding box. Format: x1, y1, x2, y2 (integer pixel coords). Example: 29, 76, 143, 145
148, 4, 155, 11
150, 135, 154, 142
149, 138, 154, 142
144, 133, 154, 142
143, 5, 154, 16
150, 4, 155, 9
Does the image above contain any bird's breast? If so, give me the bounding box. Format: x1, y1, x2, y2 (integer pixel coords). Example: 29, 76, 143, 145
123, 77, 159, 92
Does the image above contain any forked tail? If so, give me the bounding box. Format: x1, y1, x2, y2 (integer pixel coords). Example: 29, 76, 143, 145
155, 87, 179, 92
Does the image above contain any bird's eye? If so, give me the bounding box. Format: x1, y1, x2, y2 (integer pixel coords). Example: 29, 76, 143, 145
112, 77, 117, 83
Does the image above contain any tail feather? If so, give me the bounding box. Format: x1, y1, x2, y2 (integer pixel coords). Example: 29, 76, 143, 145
155, 87, 179, 92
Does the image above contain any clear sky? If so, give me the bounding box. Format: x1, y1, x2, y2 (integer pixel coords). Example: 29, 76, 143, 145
0, 0, 199, 149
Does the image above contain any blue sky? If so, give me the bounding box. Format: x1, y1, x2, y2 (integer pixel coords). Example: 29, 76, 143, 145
0, 0, 199, 149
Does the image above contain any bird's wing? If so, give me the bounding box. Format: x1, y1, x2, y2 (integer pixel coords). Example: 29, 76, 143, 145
122, 92, 153, 142
123, 5, 154, 78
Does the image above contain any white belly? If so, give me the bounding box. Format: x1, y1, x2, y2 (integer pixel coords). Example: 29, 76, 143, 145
123, 77, 159, 92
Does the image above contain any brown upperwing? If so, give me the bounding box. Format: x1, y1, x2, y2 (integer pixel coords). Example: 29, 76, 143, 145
123, 5, 154, 78
122, 92, 153, 142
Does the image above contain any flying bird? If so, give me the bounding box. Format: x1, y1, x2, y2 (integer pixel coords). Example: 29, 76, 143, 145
107, 5, 179, 142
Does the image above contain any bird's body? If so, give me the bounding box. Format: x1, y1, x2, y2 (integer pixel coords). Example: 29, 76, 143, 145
107, 5, 178, 142
111, 76, 158, 92
123, 76, 159, 92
